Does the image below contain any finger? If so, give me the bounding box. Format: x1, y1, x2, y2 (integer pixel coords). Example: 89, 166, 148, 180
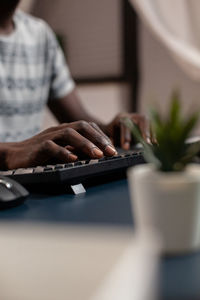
150, 123, 157, 144
37, 140, 78, 164
120, 122, 131, 150
137, 117, 151, 143
54, 127, 104, 158
110, 137, 114, 145
35, 125, 65, 140
65, 145, 75, 152
52, 121, 117, 156
89, 122, 118, 155
89, 122, 113, 144
76, 121, 117, 156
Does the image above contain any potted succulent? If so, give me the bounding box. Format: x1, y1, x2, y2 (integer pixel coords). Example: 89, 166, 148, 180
127, 91, 200, 254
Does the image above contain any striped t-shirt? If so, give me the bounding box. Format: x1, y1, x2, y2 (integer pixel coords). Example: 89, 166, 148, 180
0, 10, 75, 142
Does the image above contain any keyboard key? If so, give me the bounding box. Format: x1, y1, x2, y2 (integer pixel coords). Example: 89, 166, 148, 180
74, 161, 83, 166
99, 157, 107, 162
14, 168, 34, 175
0, 170, 15, 176
64, 163, 74, 168
89, 159, 99, 164
34, 166, 45, 173
46, 165, 56, 169
103, 157, 112, 161
44, 167, 53, 171
99, 156, 110, 161
104, 156, 120, 161
54, 165, 65, 170
54, 166, 63, 170
131, 152, 139, 156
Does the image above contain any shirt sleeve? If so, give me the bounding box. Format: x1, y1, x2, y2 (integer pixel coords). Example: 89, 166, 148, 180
44, 23, 75, 100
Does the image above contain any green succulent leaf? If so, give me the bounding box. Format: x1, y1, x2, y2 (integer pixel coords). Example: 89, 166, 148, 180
170, 90, 181, 126
124, 118, 161, 168
124, 90, 200, 172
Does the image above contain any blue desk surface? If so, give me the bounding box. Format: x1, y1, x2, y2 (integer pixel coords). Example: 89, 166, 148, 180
1, 179, 200, 299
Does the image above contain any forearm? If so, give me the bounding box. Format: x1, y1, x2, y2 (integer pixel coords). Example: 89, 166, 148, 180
48, 89, 106, 129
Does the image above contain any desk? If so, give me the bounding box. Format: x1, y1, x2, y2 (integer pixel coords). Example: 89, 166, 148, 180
0, 179, 200, 299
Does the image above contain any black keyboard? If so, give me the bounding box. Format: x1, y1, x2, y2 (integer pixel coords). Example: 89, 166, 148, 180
0, 150, 145, 191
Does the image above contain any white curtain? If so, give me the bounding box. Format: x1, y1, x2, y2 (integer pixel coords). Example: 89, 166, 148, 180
129, 0, 200, 81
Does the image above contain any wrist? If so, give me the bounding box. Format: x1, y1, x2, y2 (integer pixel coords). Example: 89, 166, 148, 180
0, 142, 18, 170
0, 143, 10, 170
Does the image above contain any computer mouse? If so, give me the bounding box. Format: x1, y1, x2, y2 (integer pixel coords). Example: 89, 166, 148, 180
0, 176, 29, 210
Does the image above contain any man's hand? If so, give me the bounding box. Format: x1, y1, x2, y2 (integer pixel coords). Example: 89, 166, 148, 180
48, 91, 150, 150
102, 113, 150, 150
1, 121, 117, 170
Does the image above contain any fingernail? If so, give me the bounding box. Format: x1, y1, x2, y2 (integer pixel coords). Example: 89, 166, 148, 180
92, 147, 103, 157
68, 153, 78, 161
105, 145, 117, 155
123, 142, 130, 150
146, 137, 151, 144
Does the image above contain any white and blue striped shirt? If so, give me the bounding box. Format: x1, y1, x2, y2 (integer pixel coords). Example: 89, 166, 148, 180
0, 10, 75, 142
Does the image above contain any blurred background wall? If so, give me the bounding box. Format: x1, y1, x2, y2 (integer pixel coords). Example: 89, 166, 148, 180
19, 0, 200, 132
32, 0, 123, 79
19, 0, 34, 12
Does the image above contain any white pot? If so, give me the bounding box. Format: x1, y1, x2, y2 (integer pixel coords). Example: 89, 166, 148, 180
128, 164, 200, 254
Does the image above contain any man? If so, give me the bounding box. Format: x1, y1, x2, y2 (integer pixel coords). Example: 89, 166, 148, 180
0, 0, 149, 170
